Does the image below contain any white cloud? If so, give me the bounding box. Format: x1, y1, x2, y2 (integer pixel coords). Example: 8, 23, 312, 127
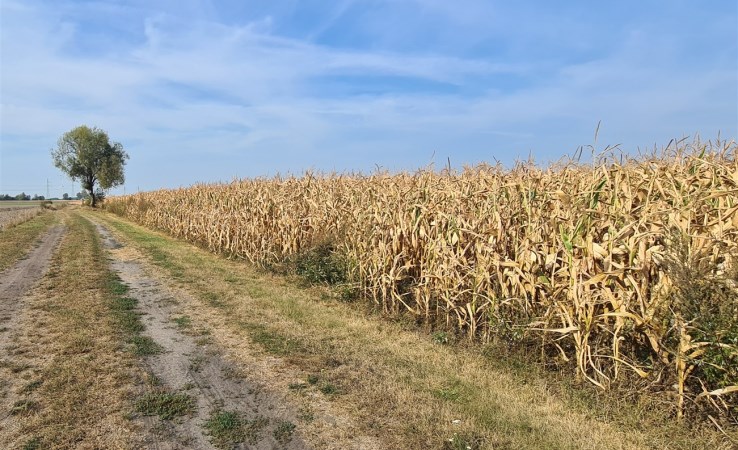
0, 0, 735, 195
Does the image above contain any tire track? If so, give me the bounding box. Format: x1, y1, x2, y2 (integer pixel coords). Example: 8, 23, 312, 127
0, 224, 65, 440
95, 223, 308, 450
0, 225, 65, 350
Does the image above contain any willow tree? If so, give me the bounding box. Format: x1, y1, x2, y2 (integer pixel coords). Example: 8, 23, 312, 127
52, 126, 129, 207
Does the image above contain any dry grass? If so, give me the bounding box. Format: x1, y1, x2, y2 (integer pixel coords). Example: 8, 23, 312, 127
1, 211, 144, 449
0, 211, 58, 271
92, 209, 737, 449
0, 207, 43, 231
105, 137, 738, 423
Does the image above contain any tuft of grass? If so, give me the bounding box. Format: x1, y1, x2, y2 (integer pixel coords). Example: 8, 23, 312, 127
298, 408, 315, 423
294, 241, 349, 285
288, 382, 308, 391
189, 355, 205, 372
11, 399, 40, 416
22, 437, 42, 450
21, 379, 43, 393
110, 297, 144, 333
173, 315, 192, 329
130, 335, 163, 356
433, 379, 465, 402
443, 432, 485, 450
432, 331, 451, 345
135, 390, 195, 420
106, 275, 163, 356
247, 324, 305, 356
204, 410, 268, 448
319, 382, 339, 396
273, 420, 296, 444
107, 277, 129, 296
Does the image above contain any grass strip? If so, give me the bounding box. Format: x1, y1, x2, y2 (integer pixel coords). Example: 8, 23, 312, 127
106, 275, 163, 356
136, 390, 195, 420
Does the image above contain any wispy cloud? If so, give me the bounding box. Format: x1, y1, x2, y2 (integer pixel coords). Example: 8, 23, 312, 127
1, 0, 736, 195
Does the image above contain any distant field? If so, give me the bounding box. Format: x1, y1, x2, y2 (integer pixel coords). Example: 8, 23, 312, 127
0, 207, 42, 230
0, 201, 73, 230
0, 200, 76, 210
0, 201, 44, 210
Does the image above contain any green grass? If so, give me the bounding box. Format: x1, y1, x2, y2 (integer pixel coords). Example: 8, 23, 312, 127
203, 292, 225, 307
110, 298, 145, 334
107, 277, 129, 296
204, 410, 268, 448
21, 380, 43, 394
273, 420, 296, 444
246, 323, 306, 356
173, 315, 192, 329
105, 276, 163, 355
135, 390, 195, 420
288, 382, 308, 391
130, 335, 163, 356
22, 437, 42, 450
319, 382, 339, 396
433, 379, 465, 402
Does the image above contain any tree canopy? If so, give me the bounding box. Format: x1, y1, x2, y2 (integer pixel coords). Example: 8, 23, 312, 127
51, 126, 128, 207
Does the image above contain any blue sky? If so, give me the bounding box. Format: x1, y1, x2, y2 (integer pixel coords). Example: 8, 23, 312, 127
1, 0, 736, 197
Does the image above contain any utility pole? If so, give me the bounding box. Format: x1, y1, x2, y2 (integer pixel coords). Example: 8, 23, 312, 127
46, 179, 50, 199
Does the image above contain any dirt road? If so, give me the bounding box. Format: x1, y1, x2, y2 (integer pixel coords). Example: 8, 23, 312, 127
0, 225, 65, 350
0, 225, 65, 442
96, 223, 308, 449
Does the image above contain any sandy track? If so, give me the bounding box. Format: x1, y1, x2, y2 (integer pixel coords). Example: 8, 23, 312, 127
0, 225, 65, 349
0, 225, 65, 441
96, 224, 308, 450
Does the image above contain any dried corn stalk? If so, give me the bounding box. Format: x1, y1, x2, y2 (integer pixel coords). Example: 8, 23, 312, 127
105, 138, 738, 420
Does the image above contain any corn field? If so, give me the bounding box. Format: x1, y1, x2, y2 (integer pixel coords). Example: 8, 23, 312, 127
105, 138, 738, 421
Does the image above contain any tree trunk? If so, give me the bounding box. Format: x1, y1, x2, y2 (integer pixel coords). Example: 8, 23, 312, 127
83, 174, 96, 208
